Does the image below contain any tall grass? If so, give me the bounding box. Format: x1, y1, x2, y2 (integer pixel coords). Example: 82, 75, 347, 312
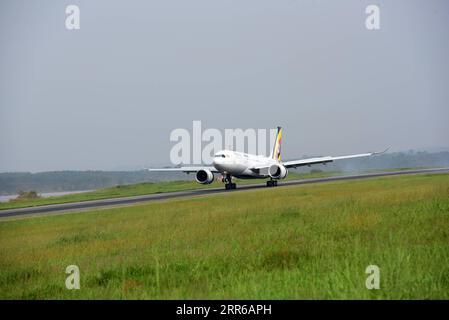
0, 173, 448, 299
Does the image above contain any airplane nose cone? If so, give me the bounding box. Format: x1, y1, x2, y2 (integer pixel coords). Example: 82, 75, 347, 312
213, 157, 224, 171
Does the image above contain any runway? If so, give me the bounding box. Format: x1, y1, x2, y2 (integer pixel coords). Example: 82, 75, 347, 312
1, 167, 448, 219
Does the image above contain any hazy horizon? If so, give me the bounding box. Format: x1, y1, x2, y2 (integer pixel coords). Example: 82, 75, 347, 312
1, 0, 448, 172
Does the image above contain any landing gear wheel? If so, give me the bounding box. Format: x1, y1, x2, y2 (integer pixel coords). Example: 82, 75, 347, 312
224, 174, 236, 190
225, 183, 236, 190
267, 180, 277, 187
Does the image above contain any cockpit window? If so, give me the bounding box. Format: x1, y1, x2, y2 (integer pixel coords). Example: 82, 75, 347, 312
214, 154, 226, 158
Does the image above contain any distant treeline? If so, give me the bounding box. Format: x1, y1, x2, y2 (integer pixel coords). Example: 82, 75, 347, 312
1, 151, 448, 195
0, 170, 189, 195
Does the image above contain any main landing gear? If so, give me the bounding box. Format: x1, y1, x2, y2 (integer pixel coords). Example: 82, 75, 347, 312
266, 179, 278, 187
223, 174, 236, 190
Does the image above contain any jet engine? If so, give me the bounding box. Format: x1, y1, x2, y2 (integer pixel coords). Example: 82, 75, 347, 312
268, 164, 288, 179
195, 169, 214, 184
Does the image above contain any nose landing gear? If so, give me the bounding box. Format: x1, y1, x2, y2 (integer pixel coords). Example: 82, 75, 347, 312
223, 174, 236, 190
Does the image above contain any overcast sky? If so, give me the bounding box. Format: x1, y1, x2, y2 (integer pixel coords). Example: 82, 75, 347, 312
1, 0, 448, 172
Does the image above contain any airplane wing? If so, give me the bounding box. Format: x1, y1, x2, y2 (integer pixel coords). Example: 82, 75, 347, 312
282, 148, 389, 169
147, 166, 219, 173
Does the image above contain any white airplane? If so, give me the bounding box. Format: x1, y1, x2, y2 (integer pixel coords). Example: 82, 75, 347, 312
149, 127, 387, 190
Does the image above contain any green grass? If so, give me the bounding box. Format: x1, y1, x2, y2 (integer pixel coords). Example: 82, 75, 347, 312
0, 171, 339, 210
0, 173, 448, 299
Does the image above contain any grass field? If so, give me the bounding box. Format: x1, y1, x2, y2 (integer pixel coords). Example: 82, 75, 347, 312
0, 171, 339, 210
0, 173, 448, 299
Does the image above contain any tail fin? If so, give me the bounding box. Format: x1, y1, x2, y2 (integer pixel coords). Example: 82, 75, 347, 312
270, 126, 283, 161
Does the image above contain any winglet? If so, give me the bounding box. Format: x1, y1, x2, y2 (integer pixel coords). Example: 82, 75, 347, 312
373, 147, 390, 155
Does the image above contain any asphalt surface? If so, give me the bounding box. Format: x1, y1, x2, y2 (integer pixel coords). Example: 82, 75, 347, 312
1, 167, 448, 219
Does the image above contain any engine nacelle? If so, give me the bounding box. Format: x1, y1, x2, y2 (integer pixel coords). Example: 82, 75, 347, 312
195, 169, 214, 184
268, 164, 288, 179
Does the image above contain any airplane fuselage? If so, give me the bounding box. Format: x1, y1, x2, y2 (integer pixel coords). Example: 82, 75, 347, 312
212, 150, 281, 179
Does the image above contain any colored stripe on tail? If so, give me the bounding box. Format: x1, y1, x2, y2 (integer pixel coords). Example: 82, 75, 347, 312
270, 126, 282, 161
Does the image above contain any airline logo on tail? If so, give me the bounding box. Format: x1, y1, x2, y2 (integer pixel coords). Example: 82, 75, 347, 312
271, 126, 282, 161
